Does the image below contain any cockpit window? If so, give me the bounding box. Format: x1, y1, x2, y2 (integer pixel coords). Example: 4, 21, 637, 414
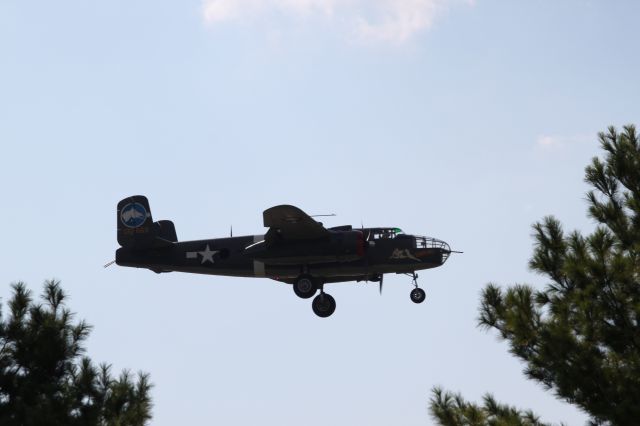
371, 228, 404, 240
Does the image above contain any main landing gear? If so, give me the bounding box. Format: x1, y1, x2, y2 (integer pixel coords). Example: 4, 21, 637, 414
293, 274, 317, 299
312, 291, 336, 318
407, 272, 426, 304
293, 271, 425, 317
293, 274, 336, 318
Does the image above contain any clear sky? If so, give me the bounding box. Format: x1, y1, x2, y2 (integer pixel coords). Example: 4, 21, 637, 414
1, 1, 639, 425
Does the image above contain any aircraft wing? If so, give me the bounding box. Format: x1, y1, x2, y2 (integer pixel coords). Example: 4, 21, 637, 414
263, 205, 330, 241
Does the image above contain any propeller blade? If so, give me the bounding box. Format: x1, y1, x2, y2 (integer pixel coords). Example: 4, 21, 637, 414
103, 260, 116, 268
361, 220, 372, 242
379, 274, 384, 294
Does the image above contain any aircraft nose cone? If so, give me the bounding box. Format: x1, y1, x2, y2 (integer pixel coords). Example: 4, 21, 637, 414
434, 239, 451, 264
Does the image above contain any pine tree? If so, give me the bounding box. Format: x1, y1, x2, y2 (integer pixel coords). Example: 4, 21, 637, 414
430, 387, 552, 426
429, 125, 640, 426
0, 280, 153, 426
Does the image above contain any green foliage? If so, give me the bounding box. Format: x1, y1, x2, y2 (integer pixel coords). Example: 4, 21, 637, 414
429, 387, 551, 426
430, 125, 640, 426
0, 280, 152, 426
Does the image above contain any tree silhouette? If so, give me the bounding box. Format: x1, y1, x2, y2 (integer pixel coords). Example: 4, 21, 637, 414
0, 280, 152, 426
430, 387, 552, 426
430, 125, 640, 426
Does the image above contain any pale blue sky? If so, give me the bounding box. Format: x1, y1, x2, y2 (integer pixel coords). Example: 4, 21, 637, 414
1, 1, 639, 425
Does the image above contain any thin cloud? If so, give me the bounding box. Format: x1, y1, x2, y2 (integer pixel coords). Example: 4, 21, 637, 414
354, 0, 444, 43
537, 135, 560, 147
202, 0, 471, 43
536, 134, 592, 150
203, 0, 338, 23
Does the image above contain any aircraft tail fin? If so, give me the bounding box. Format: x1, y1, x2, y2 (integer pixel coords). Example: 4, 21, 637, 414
117, 195, 178, 249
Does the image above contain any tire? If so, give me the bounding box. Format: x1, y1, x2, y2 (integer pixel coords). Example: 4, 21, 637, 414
293, 275, 317, 299
312, 293, 336, 318
410, 288, 426, 304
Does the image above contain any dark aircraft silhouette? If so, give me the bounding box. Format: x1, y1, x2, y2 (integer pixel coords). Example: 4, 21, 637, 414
115, 195, 458, 317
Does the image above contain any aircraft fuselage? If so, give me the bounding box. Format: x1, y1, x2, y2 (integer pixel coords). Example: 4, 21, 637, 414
116, 230, 449, 284
114, 196, 457, 317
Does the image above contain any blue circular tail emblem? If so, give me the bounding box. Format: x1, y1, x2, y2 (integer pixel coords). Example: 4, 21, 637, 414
121, 203, 148, 228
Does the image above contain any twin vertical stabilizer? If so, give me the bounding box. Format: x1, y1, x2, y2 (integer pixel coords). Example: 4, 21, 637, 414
117, 195, 177, 249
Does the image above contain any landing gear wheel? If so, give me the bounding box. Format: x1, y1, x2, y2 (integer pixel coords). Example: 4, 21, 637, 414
312, 293, 336, 318
410, 288, 426, 304
293, 275, 317, 299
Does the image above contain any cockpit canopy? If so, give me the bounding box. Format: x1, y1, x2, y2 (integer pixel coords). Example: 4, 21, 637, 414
368, 228, 404, 240
368, 228, 404, 241
328, 226, 407, 241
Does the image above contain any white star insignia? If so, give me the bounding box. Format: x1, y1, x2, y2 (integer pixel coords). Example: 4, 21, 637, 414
198, 244, 219, 264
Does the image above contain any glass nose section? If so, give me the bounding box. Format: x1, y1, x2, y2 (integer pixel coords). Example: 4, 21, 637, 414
414, 236, 451, 264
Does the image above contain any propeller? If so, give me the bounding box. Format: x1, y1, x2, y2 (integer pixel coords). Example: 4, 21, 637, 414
103, 260, 115, 268
361, 220, 372, 242
360, 219, 382, 294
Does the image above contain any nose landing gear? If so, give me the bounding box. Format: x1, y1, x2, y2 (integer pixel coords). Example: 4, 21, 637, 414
407, 272, 426, 304
410, 287, 426, 303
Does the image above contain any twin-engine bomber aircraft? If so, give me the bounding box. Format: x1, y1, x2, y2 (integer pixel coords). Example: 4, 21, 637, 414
115, 195, 458, 317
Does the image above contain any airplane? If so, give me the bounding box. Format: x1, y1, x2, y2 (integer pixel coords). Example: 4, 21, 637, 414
114, 195, 458, 318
